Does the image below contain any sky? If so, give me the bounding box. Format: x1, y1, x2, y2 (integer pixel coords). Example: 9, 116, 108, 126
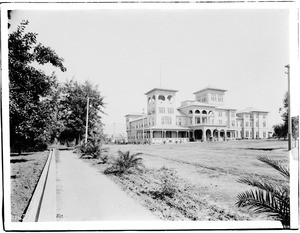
9, 8, 294, 136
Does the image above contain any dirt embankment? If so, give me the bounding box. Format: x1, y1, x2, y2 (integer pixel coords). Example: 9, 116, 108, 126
84, 157, 251, 221
83, 140, 288, 221
10, 151, 49, 222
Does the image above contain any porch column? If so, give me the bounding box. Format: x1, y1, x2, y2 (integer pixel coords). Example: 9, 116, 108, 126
224, 130, 227, 141
203, 129, 206, 142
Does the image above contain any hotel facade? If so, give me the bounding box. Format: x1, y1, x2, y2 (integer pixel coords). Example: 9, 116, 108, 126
125, 87, 269, 144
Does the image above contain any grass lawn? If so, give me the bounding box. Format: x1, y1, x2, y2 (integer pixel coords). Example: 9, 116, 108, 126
87, 139, 289, 221
10, 151, 49, 222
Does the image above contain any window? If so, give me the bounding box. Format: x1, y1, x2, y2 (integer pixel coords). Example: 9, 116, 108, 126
218, 94, 223, 102
263, 132, 266, 138
256, 121, 259, 127
159, 107, 165, 113
219, 111, 222, 117
250, 122, 252, 127
195, 110, 200, 114
263, 121, 266, 127
190, 118, 193, 124
189, 110, 193, 114
231, 111, 235, 117
196, 117, 201, 124
167, 95, 174, 103
231, 120, 235, 126
211, 93, 217, 101
178, 118, 182, 126
168, 108, 174, 114
246, 131, 249, 137
256, 114, 259, 119
158, 95, 165, 101
250, 131, 252, 138
162, 116, 172, 125
246, 122, 249, 127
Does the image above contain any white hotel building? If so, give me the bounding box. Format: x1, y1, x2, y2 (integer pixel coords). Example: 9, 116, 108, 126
125, 86, 269, 144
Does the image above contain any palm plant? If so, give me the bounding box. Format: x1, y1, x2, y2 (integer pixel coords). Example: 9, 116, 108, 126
78, 133, 108, 163
104, 150, 144, 175
236, 156, 290, 228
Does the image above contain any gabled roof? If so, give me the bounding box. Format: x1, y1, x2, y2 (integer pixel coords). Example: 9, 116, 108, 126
194, 85, 227, 94
178, 100, 217, 109
237, 107, 269, 114
145, 87, 178, 95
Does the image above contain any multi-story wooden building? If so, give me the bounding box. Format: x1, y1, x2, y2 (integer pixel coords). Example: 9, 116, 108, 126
125, 86, 268, 144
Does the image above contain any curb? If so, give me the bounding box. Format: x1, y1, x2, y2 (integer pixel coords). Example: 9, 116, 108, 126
23, 149, 57, 222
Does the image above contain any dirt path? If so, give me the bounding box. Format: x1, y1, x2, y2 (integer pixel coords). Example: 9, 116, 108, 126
56, 150, 158, 221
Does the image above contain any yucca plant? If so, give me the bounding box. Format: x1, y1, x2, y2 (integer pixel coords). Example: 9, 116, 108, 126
78, 133, 108, 163
236, 155, 290, 228
104, 150, 144, 175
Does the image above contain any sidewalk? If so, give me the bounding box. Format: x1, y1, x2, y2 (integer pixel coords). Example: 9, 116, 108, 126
56, 150, 158, 221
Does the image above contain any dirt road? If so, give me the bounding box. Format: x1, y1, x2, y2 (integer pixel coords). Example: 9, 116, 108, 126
56, 150, 157, 221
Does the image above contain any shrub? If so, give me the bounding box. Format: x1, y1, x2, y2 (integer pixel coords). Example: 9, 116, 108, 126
104, 150, 144, 175
236, 156, 290, 228
77, 134, 108, 163
151, 166, 178, 199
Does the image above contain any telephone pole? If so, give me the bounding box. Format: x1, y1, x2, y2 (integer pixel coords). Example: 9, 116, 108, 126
285, 65, 292, 151
85, 96, 90, 144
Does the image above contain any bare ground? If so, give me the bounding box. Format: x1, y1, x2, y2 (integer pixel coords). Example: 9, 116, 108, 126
10, 151, 49, 222
83, 139, 289, 221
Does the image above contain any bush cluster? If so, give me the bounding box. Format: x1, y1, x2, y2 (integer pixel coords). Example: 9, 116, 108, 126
104, 150, 144, 175
151, 166, 179, 199
77, 135, 108, 163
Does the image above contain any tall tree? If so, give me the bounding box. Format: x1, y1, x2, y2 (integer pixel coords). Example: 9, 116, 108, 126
274, 92, 299, 141
58, 79, 105, 145
9, 21, 66, 154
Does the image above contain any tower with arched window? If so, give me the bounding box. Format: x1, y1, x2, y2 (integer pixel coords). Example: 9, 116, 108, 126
145, 87, 178, 127
125, 86, 269, 144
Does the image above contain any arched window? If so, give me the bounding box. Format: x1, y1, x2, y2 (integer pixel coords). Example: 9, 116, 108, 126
152, 95, 156, 101
158, 95, 165, 101
202, 110, 207, 114
208, 110, 214, 115
148, 97, 152, 104
195, 110, 200, 114
167, 95, 174, 103
189, 110, 193, 114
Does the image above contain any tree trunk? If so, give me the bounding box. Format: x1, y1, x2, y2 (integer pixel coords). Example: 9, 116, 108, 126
75, 135, 79, 145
